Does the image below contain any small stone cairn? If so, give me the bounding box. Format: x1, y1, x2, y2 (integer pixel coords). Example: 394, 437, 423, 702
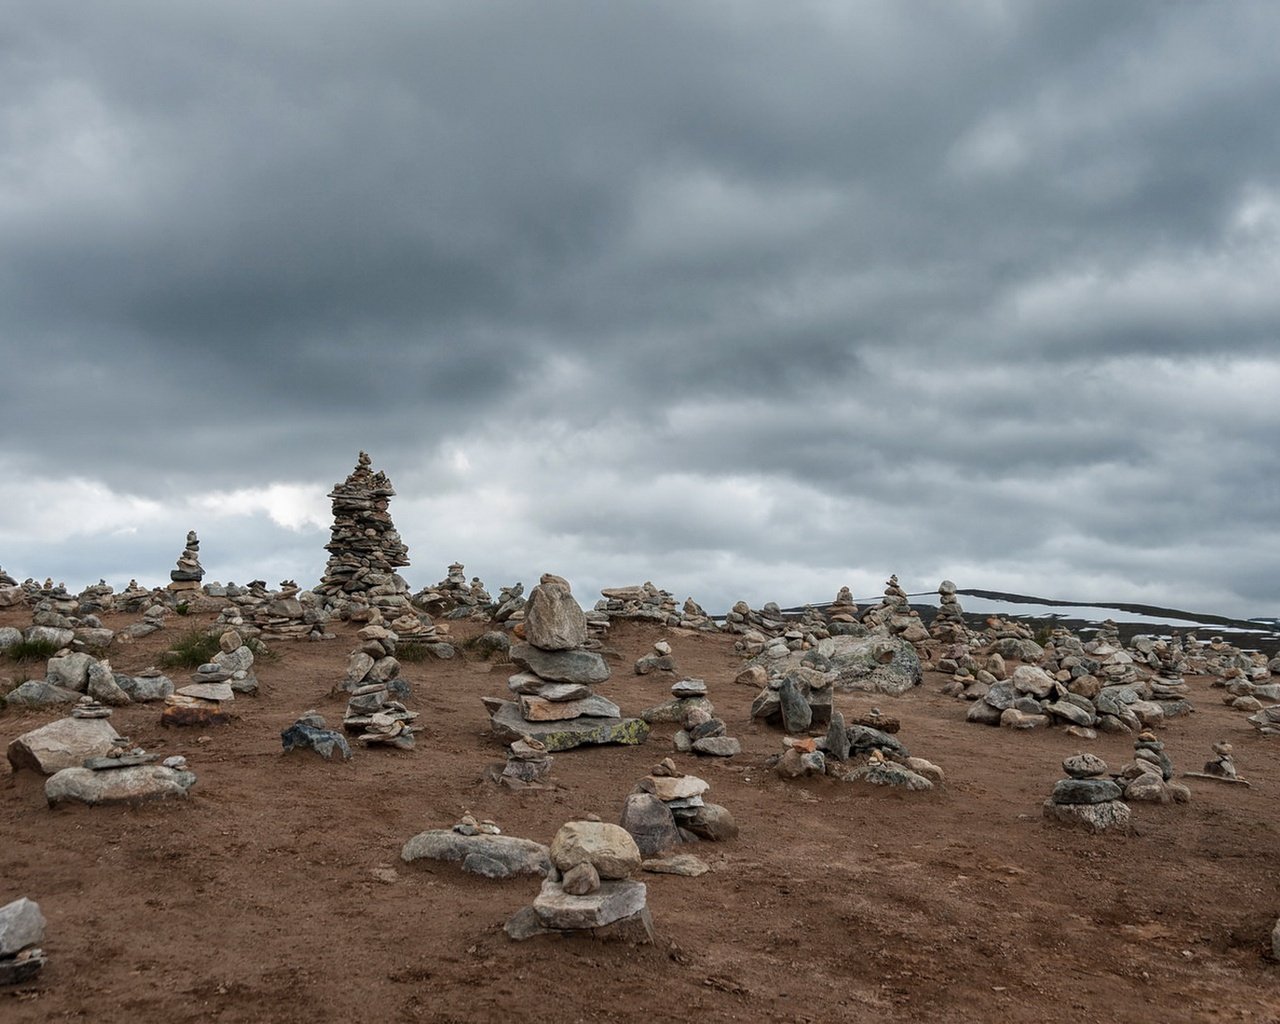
823, 586, 864, 636
343, 683, 418, 750
505, 818, 653, 942
495, 736, 555, 789
160, 632, 253, 727
620, 758, 739, 855
1116, 731, 1191, 804
1042, 753, 1131, 833
594, 583, 719, 632
670, 681, 740, 757
0, 898, 47, 985
634, 639, 677, 675
337, 613, 406, 695
863, 575, 930, 643
314, 452, 412, 612
750, 668, 833, 734
412, 562, 492, 619
485, 575, 649, 752
168, 530, 205, 593
1184, 740, 1250, 786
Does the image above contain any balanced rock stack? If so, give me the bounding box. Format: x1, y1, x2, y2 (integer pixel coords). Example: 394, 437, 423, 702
0, 898, 47, 986
824, 586, 864, 635
343, 684, 417, 750
622, 759, 739, 848
167, 531, 205, 592
666, 681, 740, 757
412, 562, 492, 618
750, 669, 832, 734
505, 819, 653, 942
1117, 732, 1191, 804
160, 647, 240, 727
930, 580, 967, 640
1042, 753, 1131, 833
314, 452, 411, 610
338, 616, 406, 695
496, 736, 555, 789
45, 743, 196, 807
634, 639, 677, 675
485, 575, 649, 752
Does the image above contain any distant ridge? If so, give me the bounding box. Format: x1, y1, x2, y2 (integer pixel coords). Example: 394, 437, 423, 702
953, 589, 1265, 632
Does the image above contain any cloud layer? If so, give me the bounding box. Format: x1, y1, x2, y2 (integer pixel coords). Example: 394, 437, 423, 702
2, 2, 1278, 616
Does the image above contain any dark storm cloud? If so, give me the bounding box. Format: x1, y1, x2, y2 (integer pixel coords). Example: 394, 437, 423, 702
2, 1, 1279, 615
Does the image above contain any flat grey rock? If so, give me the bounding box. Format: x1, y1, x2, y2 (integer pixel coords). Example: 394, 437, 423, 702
510, 643, 610, 685
1042, 798, 1131, 833
0, 898, 45, 957
487, 700, 650, 751
177, 681, 234, 701
45, 765, 196, 806
1050, 778, 1122, 805
400, 829, 551, 878
7, 717, 121, 775
533, 878, 647, 929
4, 681, 82, 709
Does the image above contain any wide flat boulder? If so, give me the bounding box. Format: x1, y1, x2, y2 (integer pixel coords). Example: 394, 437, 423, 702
7, 717, 121, 774
487, 700, 649, 752
45, 765, 197, 807
400, 829, 551, 878
510, 643, 610, 685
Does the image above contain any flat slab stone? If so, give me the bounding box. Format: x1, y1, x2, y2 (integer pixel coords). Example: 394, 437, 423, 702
177, 681, 234, 701
4, 681, 82, 709
161, 694, 231, 727
670, 679, 707, 697
533, 878, 647, 929
7, 717, 121, 775
518, 694, 621, 721
401, 829, 551, 878
636, 775, 709, 801
487, 700, 650, 752
1042, 798, 1132, 833
45, 765, 197, 807
641, 854, 709, 877
1050, 778, 1123, 805
510, 643, 610, 685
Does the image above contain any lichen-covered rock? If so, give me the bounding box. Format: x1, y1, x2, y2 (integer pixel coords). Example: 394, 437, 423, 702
400, 829, 551, 878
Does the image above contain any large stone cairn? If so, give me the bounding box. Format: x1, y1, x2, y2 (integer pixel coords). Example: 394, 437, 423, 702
0, 898, 47, 985
315, 452, 411, 610
168, 530, 205, 593
485, 575, 649, 752
504, 818, 653, 942
1042, 753, 1131, 832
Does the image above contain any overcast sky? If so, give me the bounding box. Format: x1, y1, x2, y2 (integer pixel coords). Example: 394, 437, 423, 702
2, 2, 1278, 617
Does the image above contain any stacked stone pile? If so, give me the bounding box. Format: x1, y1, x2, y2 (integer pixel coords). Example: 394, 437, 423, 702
490, 583, 525, 624
314, 452, 412, 611
1184, 740, 1251, 785
721, 599, 791, 639
281, 710, 352, 760
1042, 753, 1131, 832
0, 898, 47, 986
495, 736, 556, 789
769, 712, 940, 789
747, 633, 923, 701
343, 683, 418, 749
505, 819, 654, 942
45, 743, 196, 807
862, 575, 930, 643
623, 759, 739, 848
661, 680, 740, 757
116, 579, 157, 614
168, 530, 205, 592
594, 584, 719, 632
634, 639, 677, 675
75, 580, 116, 615
981, 617, 1043, 661
1116, 732, 1191, 804
218, 581, 332, 642
4, 649, 175, 710
823, 587, 865, 636
936, 642, 1004, 699
485, 576, 649, 752
160, 657, 236, 727
930, 580, 969, 641
337, 615, 406, 695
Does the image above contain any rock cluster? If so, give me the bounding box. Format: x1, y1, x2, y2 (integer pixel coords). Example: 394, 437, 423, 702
1042, 754, 1131, 832
0, 898, 46, 986
620, 759, 739, 854
281, 710, 352, 760
343, 683, 418, 750
747, 634, 923, 698
214, 580, 334, 642
505, 819, 653, 942
594, 583, 718, 632
1202, 740, 1239, 780
930, 580, 968, 640
862, 575, 930, 643
634, 639, 677, 676
337, 616, 406, 694
168, 530, 205, 592
824, 586, 864, 634
412, 563, 492, 618
485, 576, 649, 752
314, 452, 411, 610
751, 669, 832, 734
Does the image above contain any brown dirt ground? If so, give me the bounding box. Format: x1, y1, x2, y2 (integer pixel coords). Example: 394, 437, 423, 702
2, 606, 1280, 1024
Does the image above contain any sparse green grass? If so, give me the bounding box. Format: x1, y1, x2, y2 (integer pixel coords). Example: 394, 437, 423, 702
2, 638, 60, 663
160, 628, 222, 669
395, 642, 432, 664
175, 601, 191, 616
